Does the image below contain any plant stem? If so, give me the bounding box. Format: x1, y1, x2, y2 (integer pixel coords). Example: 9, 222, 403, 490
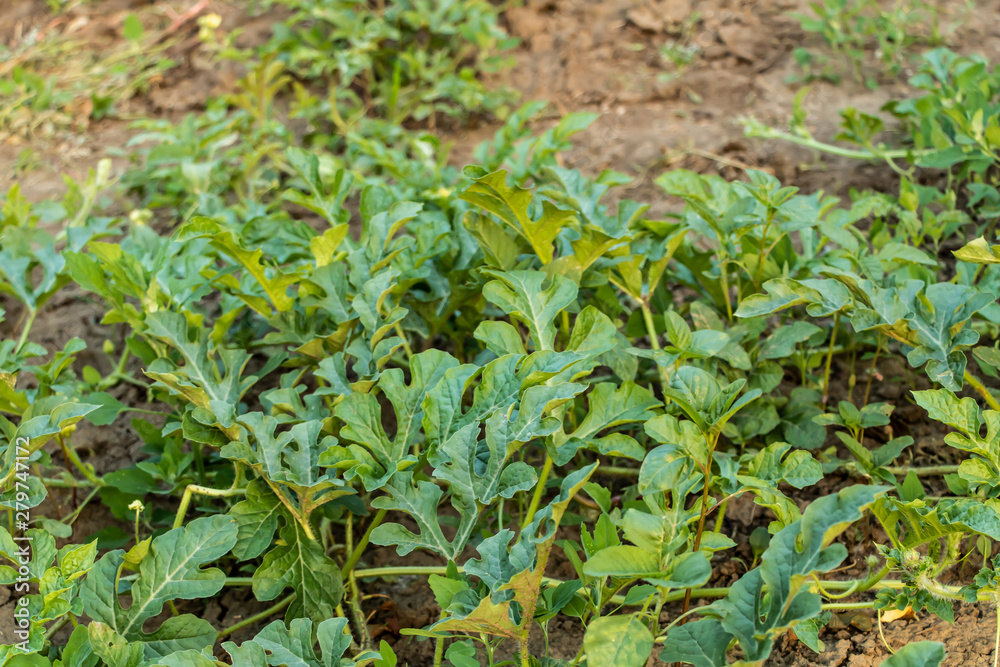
743, 122, 923, 161
173, 484, 247, 530
63, 487, 100, 527
433, 630, 445, 667
854, 562, 890, 594
811, 575, 860, 600
713, 499, 728, 533
965, 370, 1000, 411
522, 454, 553, 530
193, 443, 206, 486
603, 463, 960, 478
342, 508, 387, 578
691, 454, 717, 551
822, 313, 840, 405
354, 565, 446, 579
640, 303, 661, 352
821, 601, 878, 611
14, 308, 37, 354
683, 446, 718, 615
216, 594, 294, 640
96, 347, 133, 391
347, 570, 373, 650
44, 616, 70, 641
39, 476, 97, 488
755, 210, 774, 289
225, 577, 254, 586
877, 608, 894, 655
640, 301, 672, 391
56, 435, 105, 488
862, 334, 884, 406
349, 563, 929, 609
355, 566, 452, 578
393, 322, 414, 359
718, 263, 734, 323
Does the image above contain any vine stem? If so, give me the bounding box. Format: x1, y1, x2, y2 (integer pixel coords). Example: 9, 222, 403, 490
821, 601, 879, 611
37, 477, 98, 488
14, 308, 37, 354
216, 594, 294, 640
965, 370, 1000, 411
56, 435, 105, 488
96, 347, 135, 391
713, 499, 728, 533
862, 334, 884, 406
690, 454, 716, 552
342, 565, 931, 605
393, 322, 414, 359
62, 487, 100, 528
223, 577, 253, 586
878, 608, 894, 655
347, 571, 373, 650
718, 261, 734, 323
682, 453, 716, 615
743, 121, 922, 161
521, 454, 553, 530
600, 463, 960, 478
44, 616, 70, 641
855, 562, 892, 595
821, 313, 841, 405
172, 484, 247, 529
755, 209, 775, 289
354, 566, 453, 578
640, 301, 672, 391
342, 508, 387, 577
433, 629, 445, 667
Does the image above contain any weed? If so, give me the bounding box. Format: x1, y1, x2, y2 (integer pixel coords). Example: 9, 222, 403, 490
792, 0, 966, 86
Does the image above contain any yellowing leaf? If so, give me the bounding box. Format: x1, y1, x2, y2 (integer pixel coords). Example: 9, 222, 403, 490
881, 606, 915, 623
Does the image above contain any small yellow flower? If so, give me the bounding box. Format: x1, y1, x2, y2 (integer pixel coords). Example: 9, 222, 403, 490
199, 13, 222, 30
129, 209, 152, 226
128, 500, 145, 513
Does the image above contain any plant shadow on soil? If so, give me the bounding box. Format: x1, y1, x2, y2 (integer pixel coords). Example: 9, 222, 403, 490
2, 0, 999, 663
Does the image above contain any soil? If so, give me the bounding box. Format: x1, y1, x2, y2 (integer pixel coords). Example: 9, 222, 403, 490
2, 0, 999, 664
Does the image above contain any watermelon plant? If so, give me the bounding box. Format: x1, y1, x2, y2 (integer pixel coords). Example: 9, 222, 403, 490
5, 134, 997, 664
